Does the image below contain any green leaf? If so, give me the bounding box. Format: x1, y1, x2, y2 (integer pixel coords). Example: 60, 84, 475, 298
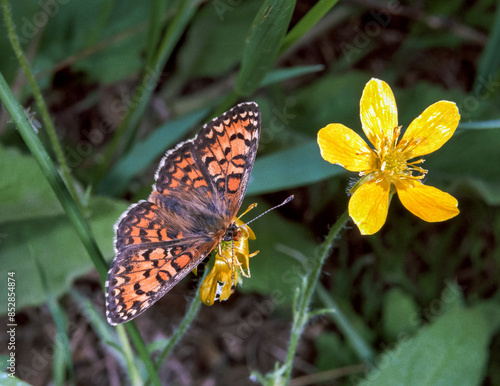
261, 65, 324, 86
0, 146, 64, 223
315, 331, 358, 371
382, 287, 420, 341
0, 147, 128, 313
292, 71, 370, 136
247, 140, 345, 195
426, 129, 500, 205
0, 373, 31, 386
0, 1, 150, 85
280, 0, 340, 53
474, 3, 500, 91
43, 1, 149, 84
359, 300, 500, 385
0, 195, 127, 313
176, 0, 263, 78
235, 0, 296, 96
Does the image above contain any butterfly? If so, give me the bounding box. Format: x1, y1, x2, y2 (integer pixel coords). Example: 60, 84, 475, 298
105, 102, 261, 325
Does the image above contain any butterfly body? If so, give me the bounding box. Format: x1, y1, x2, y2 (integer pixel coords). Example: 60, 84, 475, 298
106, 102, 260, 325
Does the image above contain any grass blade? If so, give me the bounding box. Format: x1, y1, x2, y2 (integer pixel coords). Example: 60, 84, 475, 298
33, 253, 75, 385
261, 64, 325, 86
280, 0, 340, 54
474, 3, 500, 90
1, 0, 81, 209
235, 0, 297, 96
0, 73, 161, 386
96, 0, 200, 183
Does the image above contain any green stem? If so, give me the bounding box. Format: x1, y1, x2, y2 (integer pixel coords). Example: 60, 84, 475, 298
117, 325, 143, 386
84, 0, 117, 49
153, 270, 206, 372
145, 0, 168, 67
317, 284, 375, 365
282, 210, 352, 382
126, 322, 161, 386
0, 71, 109, 281
1, 0, 82, 210
280, 0, 340, 54
0, 72, 161, 386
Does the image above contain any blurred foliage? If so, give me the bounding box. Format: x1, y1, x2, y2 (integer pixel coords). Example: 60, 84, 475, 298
0, 146, 127, 311
358, 288, 500, 385
1, 0, 500, 385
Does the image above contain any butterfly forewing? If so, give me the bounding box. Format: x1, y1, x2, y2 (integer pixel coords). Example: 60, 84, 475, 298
106, 102, 261, 325
194, 102, 260, 218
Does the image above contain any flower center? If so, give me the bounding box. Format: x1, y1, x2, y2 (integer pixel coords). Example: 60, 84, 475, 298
380, 150, 407, 177
375, 126, 427, 182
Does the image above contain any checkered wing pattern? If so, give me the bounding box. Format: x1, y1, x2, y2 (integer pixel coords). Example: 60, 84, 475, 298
106, 102, 260, 325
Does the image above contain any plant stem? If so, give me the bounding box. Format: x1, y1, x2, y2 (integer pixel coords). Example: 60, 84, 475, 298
280, 210, 350, 381
1, 0, 82, 210
280, 0, 340, 54
154, 274, 205, 370
117, 325, 143, 386
317, 284, 375, 365
280, 210, 375, 383
0, 71, 161, 386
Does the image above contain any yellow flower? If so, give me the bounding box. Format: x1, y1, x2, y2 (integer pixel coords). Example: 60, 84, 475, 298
199, 209, 259, 305
318, 78, 460, 235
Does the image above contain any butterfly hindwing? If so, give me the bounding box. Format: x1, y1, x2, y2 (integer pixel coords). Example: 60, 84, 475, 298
107, 235, 216, 324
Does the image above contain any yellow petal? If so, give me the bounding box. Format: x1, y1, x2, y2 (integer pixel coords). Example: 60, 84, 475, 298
394, 179, 459, 222
199, 258, 232, 306
360, 78, 398, 150
318, 123, 376, 172
401, 101, 460, 159
349, 176, 391, 235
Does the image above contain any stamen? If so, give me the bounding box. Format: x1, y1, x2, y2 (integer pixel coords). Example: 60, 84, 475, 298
238, 203, 258, 219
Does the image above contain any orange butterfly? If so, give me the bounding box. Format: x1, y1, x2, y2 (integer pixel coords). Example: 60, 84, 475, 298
106, 102, 260, 325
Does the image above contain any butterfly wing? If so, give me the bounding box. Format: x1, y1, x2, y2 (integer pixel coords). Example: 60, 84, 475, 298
106, 201, 218, 325
193, 102, 261, 219
106, 102, 261, 324
153, 102, 261, 222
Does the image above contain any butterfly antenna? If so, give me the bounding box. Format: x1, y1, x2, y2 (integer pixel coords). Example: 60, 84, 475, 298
239, 195, 294, 228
